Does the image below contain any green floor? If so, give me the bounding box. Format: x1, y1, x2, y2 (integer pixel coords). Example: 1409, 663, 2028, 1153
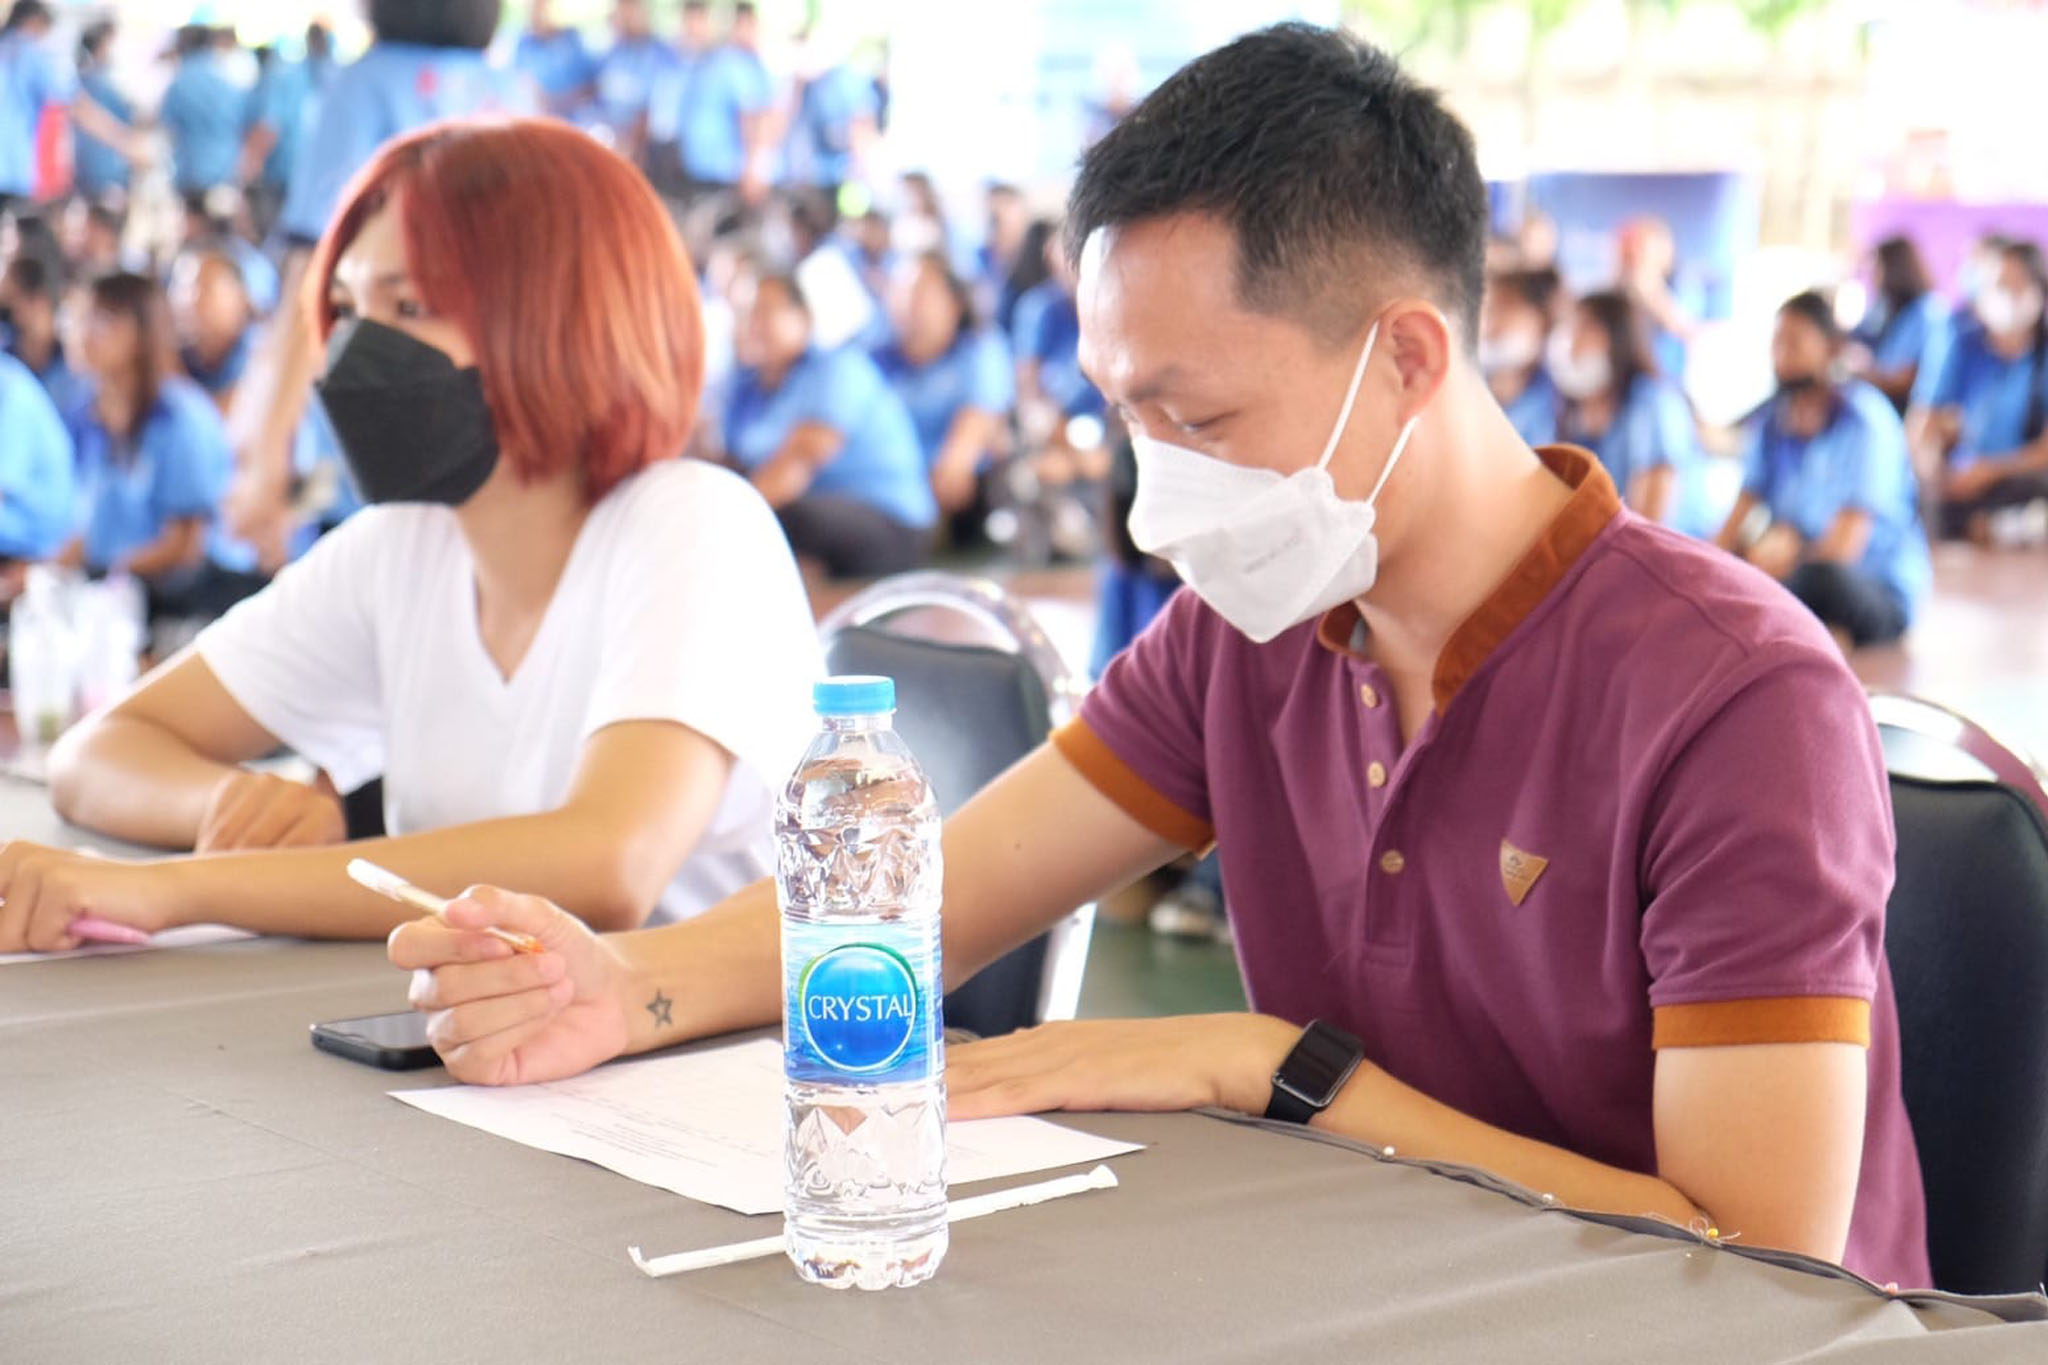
1075, 918, 1248, 1019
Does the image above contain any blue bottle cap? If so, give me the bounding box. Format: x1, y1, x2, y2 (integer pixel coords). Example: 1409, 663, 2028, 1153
813, 675, 896, 717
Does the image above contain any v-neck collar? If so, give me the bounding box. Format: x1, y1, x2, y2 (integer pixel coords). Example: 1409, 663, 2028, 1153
452, 507, 599, 694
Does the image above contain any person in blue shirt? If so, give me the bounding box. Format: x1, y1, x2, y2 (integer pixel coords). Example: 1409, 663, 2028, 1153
169, 246, 256, 411
239, 24, 337, 243
72, 20, 136, 200
1009, 228, 1111, 558
0, 348, 75, 562
0, 253, 85, 418
513, 0, 596, 122
1848, 235, 1945, 416
787, 59, 877, 200
1618, 215, 1700, 385
0, 1, 140, 211
592, 0, 675, 170
1716, 291, 1929, 649
994, 215, 1055, 341
875, 251, 1015, 521
238, 0, 523, 557
1552, 289, 1713, 536
668, 3, 773, 205
1915, 239, 2048, 540
723, 272, 935, 579
159, 25, 249, 199
1481, 266, 1561, 447
60, 272, 261, 620
642, 0, 712, 199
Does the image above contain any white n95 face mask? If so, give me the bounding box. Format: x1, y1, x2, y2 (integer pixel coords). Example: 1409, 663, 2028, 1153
1127, 320, 1419, 644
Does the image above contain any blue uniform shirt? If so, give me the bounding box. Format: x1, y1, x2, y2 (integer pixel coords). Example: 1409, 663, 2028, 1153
1855, 292, 1947, 377
875, 329, 1015, 468
281, 44, 530, 245
514, 27, 596, 117
1566, 372, 1714, 537
74, 67, 134, 195
788, 65, 875, 189
160, 52, 248, 194
0, 352, 76, 559
1919, 323, 2045, 469
69, 377, 237, 573
1013, 279, 1104, 419
1500, 368, 1561, 448
592, 35, 674, 140
249, 56, 318, 190
1744, 380, 1930, 620
674, 44, 771, 184
724, 346, 937, 529
0, 30, 73, 197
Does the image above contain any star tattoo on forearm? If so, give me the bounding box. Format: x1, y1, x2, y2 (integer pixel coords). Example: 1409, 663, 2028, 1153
646, 989, 673, 1028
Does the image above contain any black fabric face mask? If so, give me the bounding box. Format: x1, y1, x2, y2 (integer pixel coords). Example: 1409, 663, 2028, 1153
1776, 373, 1827, 399
314, 318, 501, 506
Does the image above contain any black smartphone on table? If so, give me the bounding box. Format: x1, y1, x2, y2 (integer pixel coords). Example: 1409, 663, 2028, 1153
310, 1010, 440, 1070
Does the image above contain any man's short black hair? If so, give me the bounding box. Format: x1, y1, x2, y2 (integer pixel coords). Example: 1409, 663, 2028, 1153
1068, 23, 1487, 347
369, 0, 501, 50
1778, 289, 1841, 344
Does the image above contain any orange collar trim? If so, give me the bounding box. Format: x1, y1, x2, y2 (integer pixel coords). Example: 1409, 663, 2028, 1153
1314, 444, 1623, 713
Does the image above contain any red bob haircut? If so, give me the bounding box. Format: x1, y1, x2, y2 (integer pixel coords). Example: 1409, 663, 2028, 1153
307, 118, 704, 504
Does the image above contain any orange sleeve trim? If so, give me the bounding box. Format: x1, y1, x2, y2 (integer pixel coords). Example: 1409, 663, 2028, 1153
1050, 718, 1215, 852
1653, 996, 1871, 1050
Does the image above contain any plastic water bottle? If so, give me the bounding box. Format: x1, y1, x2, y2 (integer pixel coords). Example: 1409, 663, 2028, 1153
778, 675, 947, 1289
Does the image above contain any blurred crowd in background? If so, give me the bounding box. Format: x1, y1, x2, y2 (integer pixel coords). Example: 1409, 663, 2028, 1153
0, 0, 2043, 688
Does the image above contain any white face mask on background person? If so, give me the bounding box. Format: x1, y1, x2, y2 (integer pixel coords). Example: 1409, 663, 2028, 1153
1126, 319, 1421, 644
1478, 326, 1541, 376
1976, 284, 2043, 337
1546, 328, 1612, 400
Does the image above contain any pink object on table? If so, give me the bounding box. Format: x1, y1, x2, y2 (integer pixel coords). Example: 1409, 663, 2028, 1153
69, 915, 152, 946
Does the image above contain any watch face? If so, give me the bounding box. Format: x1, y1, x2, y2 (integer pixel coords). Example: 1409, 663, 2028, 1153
1279, 1021, 1364, 1109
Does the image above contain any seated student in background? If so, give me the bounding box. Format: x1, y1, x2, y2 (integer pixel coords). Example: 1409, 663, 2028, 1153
1552, 289, 1713, 535
722, 272, 938, 579
1618, 216, 1698, 384
0, 120, 819, 954
392, 26, 1929, 1291
1716, 292, 1929, 650
0, 347, 76, 565
0, 254, 86, 415
875, 250, 1015, 526
56, 272, 261, 621
1912, 239, 2048, 540
169, 246, 257, 412
1479, 266, 1561, 446
1012, 225, 1113, 557
1847, 235, 1944, 416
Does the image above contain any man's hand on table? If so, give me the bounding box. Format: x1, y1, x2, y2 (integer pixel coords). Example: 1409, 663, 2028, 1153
946, 1014, 1300, 1121
388, 887, 638, 1085
0, 842, 177, 952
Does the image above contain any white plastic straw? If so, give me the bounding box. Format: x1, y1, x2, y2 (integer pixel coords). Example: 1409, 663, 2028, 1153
627, 1163, 1122, 1278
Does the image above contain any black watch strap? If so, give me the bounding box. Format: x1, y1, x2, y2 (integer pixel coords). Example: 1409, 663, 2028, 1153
1264, 1019, 1365, 1124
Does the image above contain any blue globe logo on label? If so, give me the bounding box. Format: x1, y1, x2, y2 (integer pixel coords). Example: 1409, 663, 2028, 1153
799, 943, 921, 1074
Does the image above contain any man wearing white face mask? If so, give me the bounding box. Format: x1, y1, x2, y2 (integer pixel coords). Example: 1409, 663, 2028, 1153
1913, 239, 2048, 539
385, 26, 1929, 1290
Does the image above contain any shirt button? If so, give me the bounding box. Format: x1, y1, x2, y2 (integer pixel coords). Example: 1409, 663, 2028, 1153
1359, 684, 1381, 709
1367, 761, 1388, 789
1380, 849, 1406, 875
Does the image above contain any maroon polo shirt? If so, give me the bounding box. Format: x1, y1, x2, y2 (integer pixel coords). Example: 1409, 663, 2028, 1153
1055, 445, 1929, 1288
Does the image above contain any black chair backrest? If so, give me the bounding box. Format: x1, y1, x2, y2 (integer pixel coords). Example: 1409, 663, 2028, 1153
1884, 774, 2048, 1295
823, 624, 1056, 1040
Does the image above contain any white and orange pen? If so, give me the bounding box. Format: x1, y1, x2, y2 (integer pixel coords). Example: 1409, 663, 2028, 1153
345, 858, 544, 955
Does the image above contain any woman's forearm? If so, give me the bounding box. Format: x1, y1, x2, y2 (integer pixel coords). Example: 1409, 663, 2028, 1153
126, 520, 206, 579
156, 808, 675, 939
49, 714, 239, 849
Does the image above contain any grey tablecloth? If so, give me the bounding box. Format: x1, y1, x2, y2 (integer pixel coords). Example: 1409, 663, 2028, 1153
4, 788, 2046, 1363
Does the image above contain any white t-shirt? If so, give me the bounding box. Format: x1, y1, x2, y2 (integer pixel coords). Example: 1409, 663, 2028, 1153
197, 459, 821, 921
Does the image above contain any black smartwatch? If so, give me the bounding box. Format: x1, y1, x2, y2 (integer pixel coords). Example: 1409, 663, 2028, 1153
1264, 1019, 1365, 1124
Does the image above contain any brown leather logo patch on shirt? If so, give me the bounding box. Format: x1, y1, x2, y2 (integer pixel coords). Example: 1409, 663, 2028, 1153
1500, 841, 1549, 907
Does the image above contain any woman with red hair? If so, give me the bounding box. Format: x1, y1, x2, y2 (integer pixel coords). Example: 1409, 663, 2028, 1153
0, 119, 819, 953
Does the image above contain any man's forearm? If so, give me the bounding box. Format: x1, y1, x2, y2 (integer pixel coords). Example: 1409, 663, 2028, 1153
1300, 1055, 1705, 1229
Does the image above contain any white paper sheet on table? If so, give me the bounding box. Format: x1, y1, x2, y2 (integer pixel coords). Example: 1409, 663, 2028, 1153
392, 1037, 1143, 1215
0, 923, 252, 966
